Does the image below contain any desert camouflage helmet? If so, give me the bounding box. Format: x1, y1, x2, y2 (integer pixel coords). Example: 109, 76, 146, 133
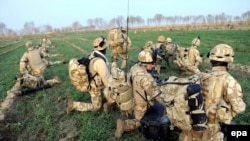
93, 37, 107, 51
192, 38, 201, 47
157, 35, 165, 43
166, 38, 172, 43
138, 50, 153, 63
209, 44, 234, 63
25, 41, 34, 50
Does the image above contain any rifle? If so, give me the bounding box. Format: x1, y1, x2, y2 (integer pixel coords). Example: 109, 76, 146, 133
18, 84, 52, 96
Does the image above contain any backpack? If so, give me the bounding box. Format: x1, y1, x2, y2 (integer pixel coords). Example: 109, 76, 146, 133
160, 75, 207, 131
68, 52, 106, 92
108, 27, 131, 54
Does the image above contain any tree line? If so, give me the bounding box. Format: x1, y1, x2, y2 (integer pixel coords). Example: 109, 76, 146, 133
0, 11, 250, 36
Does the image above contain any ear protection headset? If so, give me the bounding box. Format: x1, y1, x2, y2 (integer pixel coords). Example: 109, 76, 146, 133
99, 36, 105, 47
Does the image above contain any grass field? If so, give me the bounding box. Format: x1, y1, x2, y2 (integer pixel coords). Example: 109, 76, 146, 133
0, 29, 250, 141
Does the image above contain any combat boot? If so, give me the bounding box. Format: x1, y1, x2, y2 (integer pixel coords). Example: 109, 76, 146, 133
62, 59, 68, 64
115, 119, 125, 138
53, 76, 62, 84
103, 102, 115, 113
66, 99, 74, 114
13, 90, 22, 96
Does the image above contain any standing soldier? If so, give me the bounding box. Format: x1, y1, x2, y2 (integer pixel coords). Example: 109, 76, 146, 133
188, 37, 202, 71
108, 27, 132, 70
114, 50, 162, 138
179, 44, 246, 141
66, 37, 111, 113
0, 41, 62, 115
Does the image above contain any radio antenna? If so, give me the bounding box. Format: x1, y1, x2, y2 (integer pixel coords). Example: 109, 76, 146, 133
125, 0, 129, 82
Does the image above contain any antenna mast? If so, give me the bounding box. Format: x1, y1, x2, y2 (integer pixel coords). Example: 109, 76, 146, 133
125, 0, 129, 81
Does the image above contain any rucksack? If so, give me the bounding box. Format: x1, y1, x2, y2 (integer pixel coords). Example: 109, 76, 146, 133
108, 27, 131, 54
160, 75, 207, 131
68, 52, 106, 92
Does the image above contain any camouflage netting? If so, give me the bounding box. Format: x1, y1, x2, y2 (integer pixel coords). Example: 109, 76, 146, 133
203, 58, 250, 75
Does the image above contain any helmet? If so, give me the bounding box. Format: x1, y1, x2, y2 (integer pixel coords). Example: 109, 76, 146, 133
93, 37, 107, 51
25, 41, 34, 50
166, 38, 172, 43
192, 38, 200, 47
157, 35, 165, 43
138, 50, 153, 63
209, 44, 234, 63
42, 38, 46, 42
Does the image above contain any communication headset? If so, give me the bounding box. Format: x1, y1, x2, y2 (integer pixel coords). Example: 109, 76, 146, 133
99, 36, 105, 47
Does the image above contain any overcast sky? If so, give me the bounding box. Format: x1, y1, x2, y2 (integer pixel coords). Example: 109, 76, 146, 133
1, 0, 249, 30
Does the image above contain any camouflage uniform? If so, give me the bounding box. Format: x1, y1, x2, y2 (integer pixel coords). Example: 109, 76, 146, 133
173, 38, 201, 75
0, 41, 61, 113
188, 38, 202, 69
108, 27, 132, 70
179, 44, 246, 141
154, 35, 166, 74
67, 37, 110, 113
38, 38, 65, 66
165, 37, 178, 67
115, 50, 161, 138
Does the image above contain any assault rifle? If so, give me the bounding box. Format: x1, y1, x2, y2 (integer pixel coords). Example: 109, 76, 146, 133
17, 84, 52, 96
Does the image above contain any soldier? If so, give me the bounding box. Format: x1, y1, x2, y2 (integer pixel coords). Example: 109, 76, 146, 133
38, 38, 66, 66
179, 44, 246, 141
108, 27, 132, 70
114, 50, 162, 138
154, 35, 166, 74
66, 37, 111, 113
173, 37, 202, 75
0, 41, 62, 115
165, 37, 178, 67
188, 37, 202, 71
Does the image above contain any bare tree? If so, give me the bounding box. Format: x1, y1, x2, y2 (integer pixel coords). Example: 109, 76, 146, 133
108, 16, 125, 28
242, 11, 250, 24
44, 24, 53, 33
0, 22, 7, 35
72, 21, 83, 31
87, 19, 94, 26
22, 21, 36, 34
154, 14, 165, 25
206, 14, 214, 24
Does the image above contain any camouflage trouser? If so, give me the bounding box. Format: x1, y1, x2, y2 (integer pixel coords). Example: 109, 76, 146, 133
0, 74, 59, 112
43, 58, 65, 67
155, 58, 163, 74
111, 51, 127, 70
72, 87, 109, 112
179, 124, 223, 141
122, 104, 147, 132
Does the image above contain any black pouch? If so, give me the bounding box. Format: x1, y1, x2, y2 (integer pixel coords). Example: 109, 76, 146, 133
140, 102, 170, 140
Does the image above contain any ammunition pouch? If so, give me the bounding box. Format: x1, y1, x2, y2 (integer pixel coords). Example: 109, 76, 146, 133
189, 109, 207, 131
115, 84, 134, 111
186, 84, 203, 111
216, 100, 233, 124
186, 84, 207, 131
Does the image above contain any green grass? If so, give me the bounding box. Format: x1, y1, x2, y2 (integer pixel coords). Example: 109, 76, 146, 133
0, 29, 250, 141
